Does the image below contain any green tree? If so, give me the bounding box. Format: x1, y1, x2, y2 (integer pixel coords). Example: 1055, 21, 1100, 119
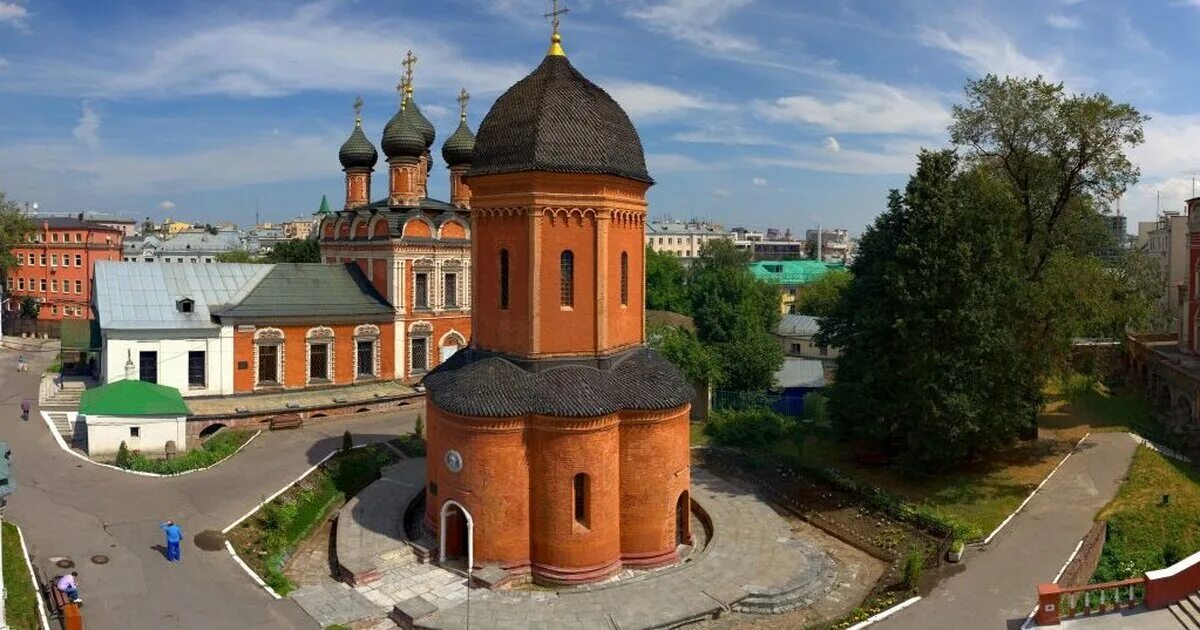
215, 250, 261, 263
794, 269, 851, 317
18, 296, 38, 320
688, 239, 783, 391
267, 239, 320, 263
819, 151, 1032, 469
647, 323, 721, 386
645, 246, 690, 314
0, 192, 34, 278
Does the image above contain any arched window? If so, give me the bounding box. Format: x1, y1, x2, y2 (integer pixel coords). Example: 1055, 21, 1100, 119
499, 249, 510, 310
620, 251, 629, 306
573, 473, 589, 526
560, 250, 574, 307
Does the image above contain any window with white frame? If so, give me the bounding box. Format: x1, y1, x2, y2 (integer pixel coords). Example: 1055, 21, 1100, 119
353, 324, 379, 379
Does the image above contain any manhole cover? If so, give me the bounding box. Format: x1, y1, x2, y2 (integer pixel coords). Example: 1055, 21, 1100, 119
194, 530, 226, 552
90, 555, 109, 565
54, 559, 74, 569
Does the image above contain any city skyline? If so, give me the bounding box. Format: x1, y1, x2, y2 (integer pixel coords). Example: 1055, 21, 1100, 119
1, 0, 1199, 231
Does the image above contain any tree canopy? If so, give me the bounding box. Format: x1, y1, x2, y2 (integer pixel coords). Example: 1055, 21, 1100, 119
793, 269, 851, 318
267, 239, 320, 263
645, 246, 690, 314
215, 250, 260, 263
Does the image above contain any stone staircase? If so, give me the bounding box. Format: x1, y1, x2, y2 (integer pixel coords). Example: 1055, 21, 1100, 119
1171, 592, 1200, 629
335, 458, 425, 586
45, 411, 73, 437
39, 378, 85, 408
732, 540, 840, 614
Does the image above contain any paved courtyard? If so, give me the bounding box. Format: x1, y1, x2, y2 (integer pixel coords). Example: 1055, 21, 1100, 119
0, 344, 421, 630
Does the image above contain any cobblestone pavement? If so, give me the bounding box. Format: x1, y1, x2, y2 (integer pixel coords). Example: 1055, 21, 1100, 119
412, 468, 840, 630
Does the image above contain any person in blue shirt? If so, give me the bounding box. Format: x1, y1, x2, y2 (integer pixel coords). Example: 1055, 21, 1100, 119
160, 520, 183, 562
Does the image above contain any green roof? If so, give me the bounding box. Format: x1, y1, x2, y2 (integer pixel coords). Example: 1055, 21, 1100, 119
316, 194, 332, 215
214, 263, 393, 321
79, 380, 190, 417
748, 260, 846, 286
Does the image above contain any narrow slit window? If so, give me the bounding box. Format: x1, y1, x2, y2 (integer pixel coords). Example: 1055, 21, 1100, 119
499, 249, 510, 310
560, 250, 574, 307
573, 472, 588, 526
620, 251, 629, 306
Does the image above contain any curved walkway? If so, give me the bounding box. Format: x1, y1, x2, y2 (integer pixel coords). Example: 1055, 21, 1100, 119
876, 432, 1138, 630
414, 468, 839, 630
0, 348, 420, 630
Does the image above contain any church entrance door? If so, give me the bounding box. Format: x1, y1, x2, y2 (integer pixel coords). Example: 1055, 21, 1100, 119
675, 491, 690, 546
439, 500, 474, 569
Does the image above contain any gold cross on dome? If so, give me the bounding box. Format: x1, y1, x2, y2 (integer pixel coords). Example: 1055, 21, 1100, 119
544, 0, 569, 34
353, 96, 363, 123
402, 50, 418, 90
457, 88, 470, 121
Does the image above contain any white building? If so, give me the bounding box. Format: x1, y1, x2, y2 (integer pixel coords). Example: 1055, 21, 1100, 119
645, 221, 732, 259
79, 379, 190, 456
95, 262, 269, 396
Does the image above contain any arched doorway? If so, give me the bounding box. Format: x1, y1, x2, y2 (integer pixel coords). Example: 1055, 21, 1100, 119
675, 491, 691, 546
198, 423, 226, 439
439, 500, 473, 570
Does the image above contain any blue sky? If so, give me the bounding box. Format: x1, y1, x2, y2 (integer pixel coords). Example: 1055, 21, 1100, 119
0, 0, 1197, 233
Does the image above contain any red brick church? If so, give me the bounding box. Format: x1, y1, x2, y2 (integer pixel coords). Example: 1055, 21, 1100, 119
422, 27, 694, 585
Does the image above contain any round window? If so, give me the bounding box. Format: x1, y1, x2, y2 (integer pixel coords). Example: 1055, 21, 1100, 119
444, 449, 463, 473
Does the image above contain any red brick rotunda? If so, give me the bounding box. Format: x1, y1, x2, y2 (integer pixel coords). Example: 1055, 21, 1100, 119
421, 28, 694, 586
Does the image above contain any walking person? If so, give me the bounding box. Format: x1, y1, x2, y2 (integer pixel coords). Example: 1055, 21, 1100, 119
160, 519, 183, 563
20, 398, 29, 422
56, 571, 81, 603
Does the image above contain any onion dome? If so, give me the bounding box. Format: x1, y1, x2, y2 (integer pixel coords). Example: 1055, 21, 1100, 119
467, 34, 652, 184
338, 101, 378, 169
442, 88, 476, 167
406, 98, 436, 149
381, 97, 425, 159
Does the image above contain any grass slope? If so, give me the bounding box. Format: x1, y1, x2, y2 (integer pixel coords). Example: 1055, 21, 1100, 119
3, 522, 38, 630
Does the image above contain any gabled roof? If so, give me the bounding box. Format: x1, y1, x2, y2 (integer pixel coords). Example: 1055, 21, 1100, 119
80, 379, 190, 417
774, 358, 826, 390
213, 263, 393, 321
777, 314, 821, 337
95, 261, 271, 331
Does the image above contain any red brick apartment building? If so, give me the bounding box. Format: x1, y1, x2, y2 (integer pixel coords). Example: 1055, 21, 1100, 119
7, 217, 124, 322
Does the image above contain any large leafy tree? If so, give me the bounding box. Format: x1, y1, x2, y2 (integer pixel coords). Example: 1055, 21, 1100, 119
215, 250, 261, 263
820, 151, 1032, 468
647, 323, 721, 386
645, 246, 690, 314
266, 238, 320, 263
0, 192, 33, 280
688, 239, 783, 391
794, 269, 851, 318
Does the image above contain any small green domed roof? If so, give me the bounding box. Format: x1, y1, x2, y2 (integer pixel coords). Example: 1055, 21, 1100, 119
382, 103, 425, 159
442, 118, 476, 167
339, 122, 378, 169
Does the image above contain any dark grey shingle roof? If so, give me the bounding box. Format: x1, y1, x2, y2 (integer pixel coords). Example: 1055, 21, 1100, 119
214, 263, 392, 320
466, 55, 652, 184
424, 347, 692, 418
339, 123, 379, 169
441, 118, 476, 167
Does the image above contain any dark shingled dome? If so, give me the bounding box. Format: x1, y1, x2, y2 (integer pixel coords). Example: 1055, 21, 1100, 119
339, 123, 378, 169
407, 99, 436, 149
466, 55, 653, 184
423, 347, 692, 418
381, 105, 425, 159
441, 119, 476, 167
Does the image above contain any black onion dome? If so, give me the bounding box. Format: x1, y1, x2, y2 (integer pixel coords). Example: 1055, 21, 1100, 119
423, 347, 691, 418
338, 123, 378, 169
467, 55, 652, 183
381, 105, 425, 159
441, 118, 476, 166
407, 99, 436, 149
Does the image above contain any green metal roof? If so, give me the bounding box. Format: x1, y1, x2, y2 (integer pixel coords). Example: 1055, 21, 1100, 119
748, 260, 846, 286
79, 380, 190, 417
214, 263, 393, 321
316, 194, 333, 215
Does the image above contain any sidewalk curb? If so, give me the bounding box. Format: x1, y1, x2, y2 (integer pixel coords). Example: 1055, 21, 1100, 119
38, 411, 261, 478
10, 521, 51, 630
846, 595, 922, 630
224, 541, 282, 601
979, 432, 1090, 546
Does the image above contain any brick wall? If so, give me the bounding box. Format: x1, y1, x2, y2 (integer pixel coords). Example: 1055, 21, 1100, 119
232, 321, 395, 392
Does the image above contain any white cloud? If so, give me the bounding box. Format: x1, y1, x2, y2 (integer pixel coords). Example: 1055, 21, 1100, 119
822, 136, 841, 152
159, 201, 176, 210
72, 101, 100, 148
645, 153, 711, 172
624, 0, 757, 54
603, 81, 717, 118
712, 188, 732, 199
1, 2, 525, 99
671, 126, 786, 147
1119, 112, 1200, 224
0, 2, 28, 29
1045, 13, 1081, 30
750, 139, 930, 176
758, 82, 949, 135
918, 24, 1065, 82
752, 177, 767, 186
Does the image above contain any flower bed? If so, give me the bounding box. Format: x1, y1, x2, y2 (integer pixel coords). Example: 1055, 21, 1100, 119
113, 429, 254, 475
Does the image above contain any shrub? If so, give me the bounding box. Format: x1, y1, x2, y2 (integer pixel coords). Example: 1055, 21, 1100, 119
703, 409, 789, 448
414, 413, 424, 439
902, 547, 924, 590
342, 430, 353, 454
1164, 540, 1185, 567
114, 441, 133, 468
113, 430, 252, 474
391, 434, 427, 457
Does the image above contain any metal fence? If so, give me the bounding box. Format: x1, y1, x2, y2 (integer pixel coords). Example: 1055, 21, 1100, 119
712, 390, 806, 417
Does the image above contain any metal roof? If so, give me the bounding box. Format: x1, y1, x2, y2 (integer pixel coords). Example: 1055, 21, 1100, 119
774, 358, 826, 389
749, 260, 846, 286
777, 314, 821, 337
214, 263, 393, 320
95, 261, 270, 331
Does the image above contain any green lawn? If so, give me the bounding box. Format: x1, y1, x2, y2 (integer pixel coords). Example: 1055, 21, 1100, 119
1091, 446, 1200, 582
3, 521, 39, 630
1039, 375, 1162, 443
